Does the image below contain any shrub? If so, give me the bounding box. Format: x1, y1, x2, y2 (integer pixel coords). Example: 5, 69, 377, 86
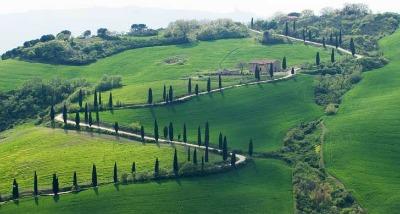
325, 103, 338, 115
358, 57, 389, 71
260, 30, 286, 45
350, 71, 362, 84
196, 19, 249, 41
95, 75, 123, 91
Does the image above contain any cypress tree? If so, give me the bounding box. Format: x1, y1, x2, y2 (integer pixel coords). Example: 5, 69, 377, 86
163, 126, 168, 138
168, 85, 173, 103
250, 17, 254, 29
339, 29, 342, 45
173, 149, 179, 174
197, 126, 202, 146
255, 68, 260, 81
282, 56, 287, 70
207, 77, 211, 92
285, 22, 289, 36
291, 67, 295, 75
113, 162, 118, 183
308, 30, 312, 41
52, 174, 59, 195
62, 103, 67, 125
154, 158, 159, 177
131, 162, 136, 173
193, 148, 198, 164
140, 125, 145, 142
99, 92, 102, 107
154, 120, 159, 142
222, 136, 228, 161
293, 20, 296, 33
350, 38, 356, 56
201, 156, 204, 171
183, 123, 187, 143
195, 84, 199, 95
187, 147, 191, 161
218, 132, 223, 149
50, 105, 55, 122
331, 48, 335, 63
88, 111, 93, 127
148, 88, 153, 104
316, 52, 320, 66
163, 84, 167, 101
108, 92, 113, 109
73, 171, 78, 189
168, 122, 174, 141
335, 35, 339, 48
92, 164, 97, 187
302, 29, 306, 42
231, 152, 236, 167
75, 112, 80, 129
84, 103, 88, 123
188, 78, 192, 94
12, 179, 19, 199
205, 146, 209, 162
248, 139, 253, 156
93, 90, 98, 109
78, 89, 83, 108
323, 37, 326, 48
269, 63, 274, 79
114, 122, 119, 134
205, 122, 209, 147
218, 74, 222, 89
33, 171, 38, 196
330, 32, 333, 44
95, 108, 100, 124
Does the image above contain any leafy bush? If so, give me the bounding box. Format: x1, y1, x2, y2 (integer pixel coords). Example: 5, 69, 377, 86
325, 103, 338, 115
95, 75, 123, 91
260, 30, 286, 45
196, 19, 249, 41
358, 57, 389, 71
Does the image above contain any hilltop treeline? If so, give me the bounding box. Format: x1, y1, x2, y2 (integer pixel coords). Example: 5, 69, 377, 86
1, 19, 248, 65
251, 3, 400, 55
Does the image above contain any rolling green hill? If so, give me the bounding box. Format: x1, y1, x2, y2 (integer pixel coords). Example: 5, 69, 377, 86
98, 74, 323, 152
0, 38, 335, 105
324, 30, 400, 213
0, 159, 293, 214
0, 124, 219, 194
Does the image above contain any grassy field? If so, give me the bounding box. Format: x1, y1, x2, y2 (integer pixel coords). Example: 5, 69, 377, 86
98, 74, 323, 152
0, 124, 220, 194
323, 30, 400, 213
0, 38, 336, 104
0, 159, 293, 214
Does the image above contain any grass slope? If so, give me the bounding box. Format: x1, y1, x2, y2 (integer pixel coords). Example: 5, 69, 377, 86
0, 38, 335, 104
0, 159, 293, 214
324, 30, 400, 213
99, 75, 323, 152
0, 124, 219, 194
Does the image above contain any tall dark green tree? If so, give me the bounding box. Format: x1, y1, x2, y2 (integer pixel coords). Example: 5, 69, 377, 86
205, 122, 210, 147
84, 103, 88, 123
282, 56, 287, 70
114, 122, 119, 134
98, 92, 102, 107
88, 111, 93, 127
108, 92, 113, 109
322, 37, 326, 48
168, 86, 173, 103
187, 147, 191, 161
52, 174, 59, 195
231, 152, 236, 167
173, 149, 179, 174
75, 112, 80, 128
195, 84, 199, 95
33, 171, 38, 196
50, 105, 55, 122
95, 108, 100, 124
308, 30, 312, 41
113, 162, 118, 183
293, 20, 296, 32
350, 38, 356, 56
154, 158, 159, 177
183, 123, 187, 143
73, 171, 78, 189
12, 179, 19, 199
269, 63, 274, 79
339, 29, 343, 45
193, 148, 198, 164
131, 162, 136, 173
285, 22, 289, 36
93, 90, 98, 109
188, 78, 192, 94
330, 32, 333, 44
78, 89, 83, 108
163, 85, 167, 101
140, 125, 145, 142
218, 132, 223, 149
248, 139, 253, 156
255, 66, 260, 81
335, 35, 339, 48
148, 88, 153, 104
154, 120, 159, 142
92, 164, 97, 187
168, 122, 174, 141
331, 48, 335, 63
205, 146, 209, 162
163, 126, 168, 138
291, 67, 295, 75
197, 126, 202, 146
222, 136, 228, 161
207, 77, 211, 92
201, 156, 204, 171
302, 29, 306, 42
62, 103, 67, 125
316, 52, 320, 66
218, 74, 222, 89
250, 17, 254, 29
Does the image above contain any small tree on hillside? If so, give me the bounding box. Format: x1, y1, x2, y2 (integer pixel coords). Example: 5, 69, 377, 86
255, 66, 260, 81
248, 139, 253, 156
350, 38, 356, 56
114, 122, 119, 134
195, 84, 199, 95
285, 22, 289, 36
93, 90, 98, 110
168, 86, 173, 103
250, 17, 254, 29
84, 103, 89, 123
183, 123, 187, 143
33, 171, 38, 196
291, 67, 295, 75
95, 108, 100, 124
335, 35, 339, 49
154, 120, 159, 143
131, 162, 136, 173
231, 152, 236, 167
339, 29, 343, 45
52, 174, 59, 196
62, 103, 68, 125
205, 146, 209, 162
222, 136, 228, 161
88, 111, 93, 127
218, 74, 222, 89
308, 30, 312, 41
188, 78, 192, 94
163, 126, 168, 138
140, 125, 145, 142
73, 171, 78, 189
154, 158, 159, 178
330, 32, 333, 44
269, 63, 274, 79
148, 88, 153, 104
207, 77, 211, 92
205, 122, 209, 147
113, 162, 118, 183
173, 149, 179, 174
92, 164, 97, 187
197, 126, 202, 146
331, 48, 335, 63
12, 179, 19, 199
316, 52, 320, 66
218, 132, 223, 149
98, 92, 102, 107
50, 105, 55, 122
193, 148, 198, 164
322, 37, 326, 48
282, 56, 287, 70
187, 147, 191, 161
302, 29, 306, 42
108, 92, 113, 109
75, 112, 80, 129
78, 89, 83, 109
168, 122, 174, 141
293, 20, 296, 33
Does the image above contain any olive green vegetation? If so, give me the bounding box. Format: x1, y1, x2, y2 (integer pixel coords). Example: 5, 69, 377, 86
99, 75, 323, 152
0, 124, 219, 194
0, 159, 293, 214
0, 38, 335, 105
324, 30, 400, 213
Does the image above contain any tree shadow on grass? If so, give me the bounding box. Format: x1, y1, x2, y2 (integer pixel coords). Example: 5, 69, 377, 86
93, 187, 99, 196
53, 194, 59, 203
34, 197, 39, 206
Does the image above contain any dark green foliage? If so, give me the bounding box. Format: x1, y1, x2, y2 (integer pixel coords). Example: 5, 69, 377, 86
335, 36, 339, 49
218, 132, 223, 149
322, 37, 326, 48
250, 17, 254, 29
93, 90, 98, 110
92, 164, 97, 187
75, 112, 80, 128
248, 139, 253, 156
230, 152, 236, 167
78, 89, 83, 108
114, 122, 119, 134
147, 88, 153, 104
84, 103, 89, 123
173, 149, 179, 174
187, 147, 191, 162
62, 103, 68, 125
40, 34, 56, 42
52, 174, 59, 195
131, 162, 136, 173
201, 156, 204, 171
50, 105, 55, 122
154, 158, 159, 177
141, 126, 145, 142
195, 84, 199, 95
73, 171, 78, 189
285, 22, 289, 36
197, 126, 202, 146
291, 67, 295, 75
222, 136, 228, 161
204, 122, 209, 147
163, 85, 167, 101
108, 92, 113, 109
163, 126, 168, 138
168, 86, 173, 103
33, 171, 38, 196
88, 111, 93, 127
95, 75, 122, 92
269, 63, 274, 78
205, 146, 209, 163
183, 123, 187, 142
255, 66, 260, 81
195, 19, 249, 41
358, 57, 388, 71
316, 52, 320, 66
339, 29, 343, 45
188, 78, 192, 94
207, 77, 211, 92
331, 49, 335, 63
193, 148, 198, 164
261, 30, 285, 44
113, 162, 118, 183
282, 56, 287, 70
350, 38, 356, 56
95, 108, 100, 124
218, 74, 222, 89
154, 120, 159, 142
302, 29, 306, 42
12, 179, 19, 199
98, 92, 102, 106
308, 30, 312, 41
168, 122, 174, 141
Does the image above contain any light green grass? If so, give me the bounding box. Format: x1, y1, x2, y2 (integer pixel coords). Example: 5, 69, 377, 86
99, 75, 323, 152
324, 30, 400, 213
0, 38, 335, 105
0, 159, 293, 214
0, 124, 219, 194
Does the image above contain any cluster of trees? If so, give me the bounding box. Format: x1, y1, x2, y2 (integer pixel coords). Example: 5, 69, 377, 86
129, 24, 158, 37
